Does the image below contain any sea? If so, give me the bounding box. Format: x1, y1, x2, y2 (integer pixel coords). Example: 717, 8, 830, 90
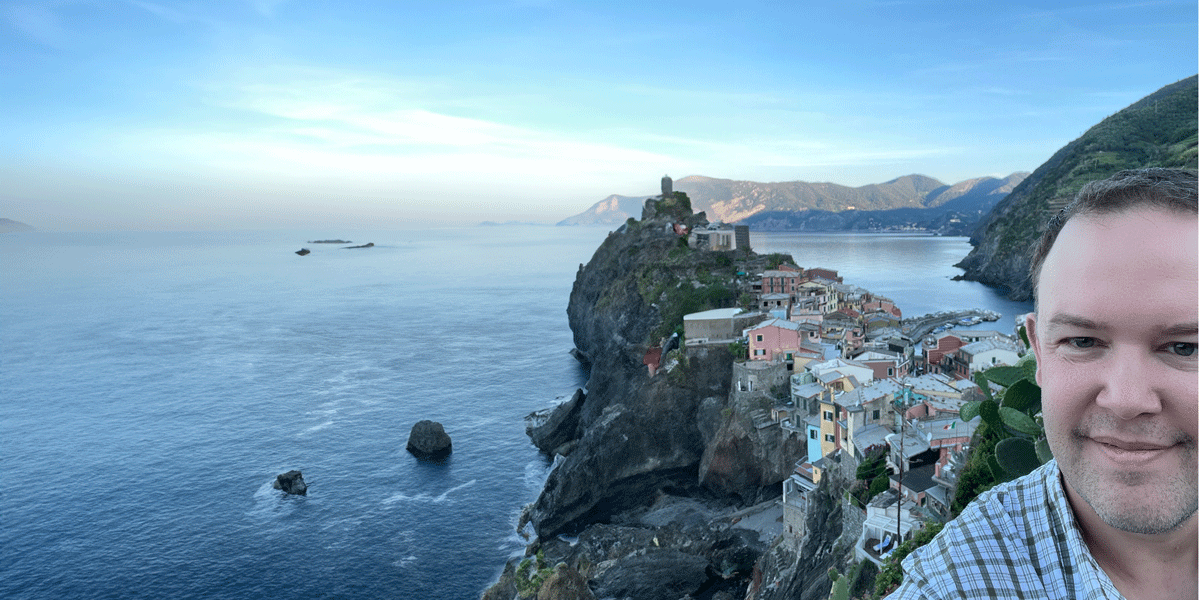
0, 226, 1031, 600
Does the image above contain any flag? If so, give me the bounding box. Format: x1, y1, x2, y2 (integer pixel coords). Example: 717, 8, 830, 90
943, 421, 957, 430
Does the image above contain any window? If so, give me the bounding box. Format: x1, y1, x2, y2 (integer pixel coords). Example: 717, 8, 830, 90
756, 335, 764, 342
823, 410, 834, 421
809, 430, 817, 440
824, 434, 835, 443
754, 349, 766, 356
873, 409, 880, 421
887, 367, 895, 377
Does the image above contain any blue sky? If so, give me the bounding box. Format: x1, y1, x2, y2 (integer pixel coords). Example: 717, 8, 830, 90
2, 1, 1196, 230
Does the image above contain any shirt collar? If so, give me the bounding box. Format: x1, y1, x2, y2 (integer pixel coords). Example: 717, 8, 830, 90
1044, 460, 1125, 599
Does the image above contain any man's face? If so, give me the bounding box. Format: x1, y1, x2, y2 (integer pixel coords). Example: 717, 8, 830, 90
1027, 207, 1198, 535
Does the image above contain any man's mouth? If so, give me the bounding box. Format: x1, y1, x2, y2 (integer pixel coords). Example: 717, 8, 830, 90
1091, 436, 1172, 452
1088, 435, 1176, 465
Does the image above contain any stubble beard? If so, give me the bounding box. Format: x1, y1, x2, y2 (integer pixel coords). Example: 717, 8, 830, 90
1064, 427, 1199, 535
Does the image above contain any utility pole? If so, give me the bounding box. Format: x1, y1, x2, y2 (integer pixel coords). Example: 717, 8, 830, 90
895, 384, 913, 545
897, 414, 904, 544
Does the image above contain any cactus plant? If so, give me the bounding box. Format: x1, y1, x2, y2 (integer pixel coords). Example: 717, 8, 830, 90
957, 326, 1050, 482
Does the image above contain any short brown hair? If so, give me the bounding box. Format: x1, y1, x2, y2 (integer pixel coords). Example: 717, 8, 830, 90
1029, 168, 1198, 300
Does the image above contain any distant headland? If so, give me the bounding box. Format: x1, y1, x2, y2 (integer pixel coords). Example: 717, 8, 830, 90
0, 219, 35, 233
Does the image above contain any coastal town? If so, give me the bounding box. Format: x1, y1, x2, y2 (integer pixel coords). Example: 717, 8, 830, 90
496, 179, 1038, 600
648, 176, 1025, 572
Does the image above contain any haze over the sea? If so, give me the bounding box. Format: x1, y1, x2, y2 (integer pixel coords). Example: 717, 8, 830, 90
2, 1, 1195, 231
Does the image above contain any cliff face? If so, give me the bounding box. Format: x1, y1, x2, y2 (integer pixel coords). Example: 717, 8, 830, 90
530, 198, 737, 539
955, 75, 1198, 300
528, 347, 732, 538
745, 471, 849, 600
491, 195, 862, 599
697, 393, 808, 504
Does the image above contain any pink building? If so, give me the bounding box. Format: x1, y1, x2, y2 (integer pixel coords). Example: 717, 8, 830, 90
745, 318, 808, 362
761, 269, 803, 296
853, 350, 908, 380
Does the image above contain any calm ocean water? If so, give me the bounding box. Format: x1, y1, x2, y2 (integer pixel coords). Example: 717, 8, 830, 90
0, 227, 1030, 599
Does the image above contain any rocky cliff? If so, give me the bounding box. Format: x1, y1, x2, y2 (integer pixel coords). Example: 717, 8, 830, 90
955, 75, 1198, 300
698, 390, 808, 505
529, 194, 737, 539
745, 471, 850, 600
487, 195, 854, 599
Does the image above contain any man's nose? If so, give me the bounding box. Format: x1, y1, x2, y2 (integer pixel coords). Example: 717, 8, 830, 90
1094, 348, 1163, 420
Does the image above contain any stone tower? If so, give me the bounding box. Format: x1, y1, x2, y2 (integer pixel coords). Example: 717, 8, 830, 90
661, 175, 673, 197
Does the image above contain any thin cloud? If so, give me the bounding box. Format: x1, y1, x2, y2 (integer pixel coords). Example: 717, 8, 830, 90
3, 3, 70, 48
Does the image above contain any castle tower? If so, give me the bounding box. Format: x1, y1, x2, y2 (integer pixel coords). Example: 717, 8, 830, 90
661, 175, 673, 197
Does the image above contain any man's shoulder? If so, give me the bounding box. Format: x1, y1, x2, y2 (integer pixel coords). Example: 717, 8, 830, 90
890, 461, 1067, 599
964, 459, 1059, 524
927, 459, 1059, 551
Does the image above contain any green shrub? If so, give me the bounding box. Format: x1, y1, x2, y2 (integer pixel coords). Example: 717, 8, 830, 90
868, 473, 890, 499
951, 326, 1049, 511
514, 550, 555, 599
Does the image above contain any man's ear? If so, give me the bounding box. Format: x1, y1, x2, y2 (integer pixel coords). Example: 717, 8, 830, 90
1024, 311, 1044, 386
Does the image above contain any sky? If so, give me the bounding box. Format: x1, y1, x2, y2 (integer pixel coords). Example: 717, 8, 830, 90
1, 1, 1196, 230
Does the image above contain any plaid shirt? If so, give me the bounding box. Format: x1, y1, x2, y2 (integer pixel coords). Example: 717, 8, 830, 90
887, 460, 1124, 599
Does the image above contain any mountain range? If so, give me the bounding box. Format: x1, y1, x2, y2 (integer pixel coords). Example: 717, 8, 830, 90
559, 172, 1028, 233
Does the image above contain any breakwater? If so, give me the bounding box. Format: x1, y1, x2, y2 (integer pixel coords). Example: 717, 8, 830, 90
901, 309, 1003, 340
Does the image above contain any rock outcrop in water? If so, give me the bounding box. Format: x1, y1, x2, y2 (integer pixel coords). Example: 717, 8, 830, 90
274, 470, 308, 495
406, 420, 452, 459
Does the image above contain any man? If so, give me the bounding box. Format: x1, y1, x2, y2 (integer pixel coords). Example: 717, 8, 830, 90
887, 168, 1197, 600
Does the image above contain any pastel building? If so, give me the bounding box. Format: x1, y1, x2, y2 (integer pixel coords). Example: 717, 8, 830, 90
944, 337, 1023, 380
851, 349, 909, 380
760, 269, 804, 296
745, 318, 823, 365
683, 308, 766, 346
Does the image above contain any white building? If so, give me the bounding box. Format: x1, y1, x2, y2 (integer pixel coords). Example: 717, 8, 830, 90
856, 489, 922, 566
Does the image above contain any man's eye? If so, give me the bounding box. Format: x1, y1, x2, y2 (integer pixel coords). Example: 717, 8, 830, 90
1065, 337, 1097, 349
1168, 342, 1197, 357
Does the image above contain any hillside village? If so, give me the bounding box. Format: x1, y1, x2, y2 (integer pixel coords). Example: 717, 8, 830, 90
647, 177, 1027, 573
496, 77, 1195, 599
